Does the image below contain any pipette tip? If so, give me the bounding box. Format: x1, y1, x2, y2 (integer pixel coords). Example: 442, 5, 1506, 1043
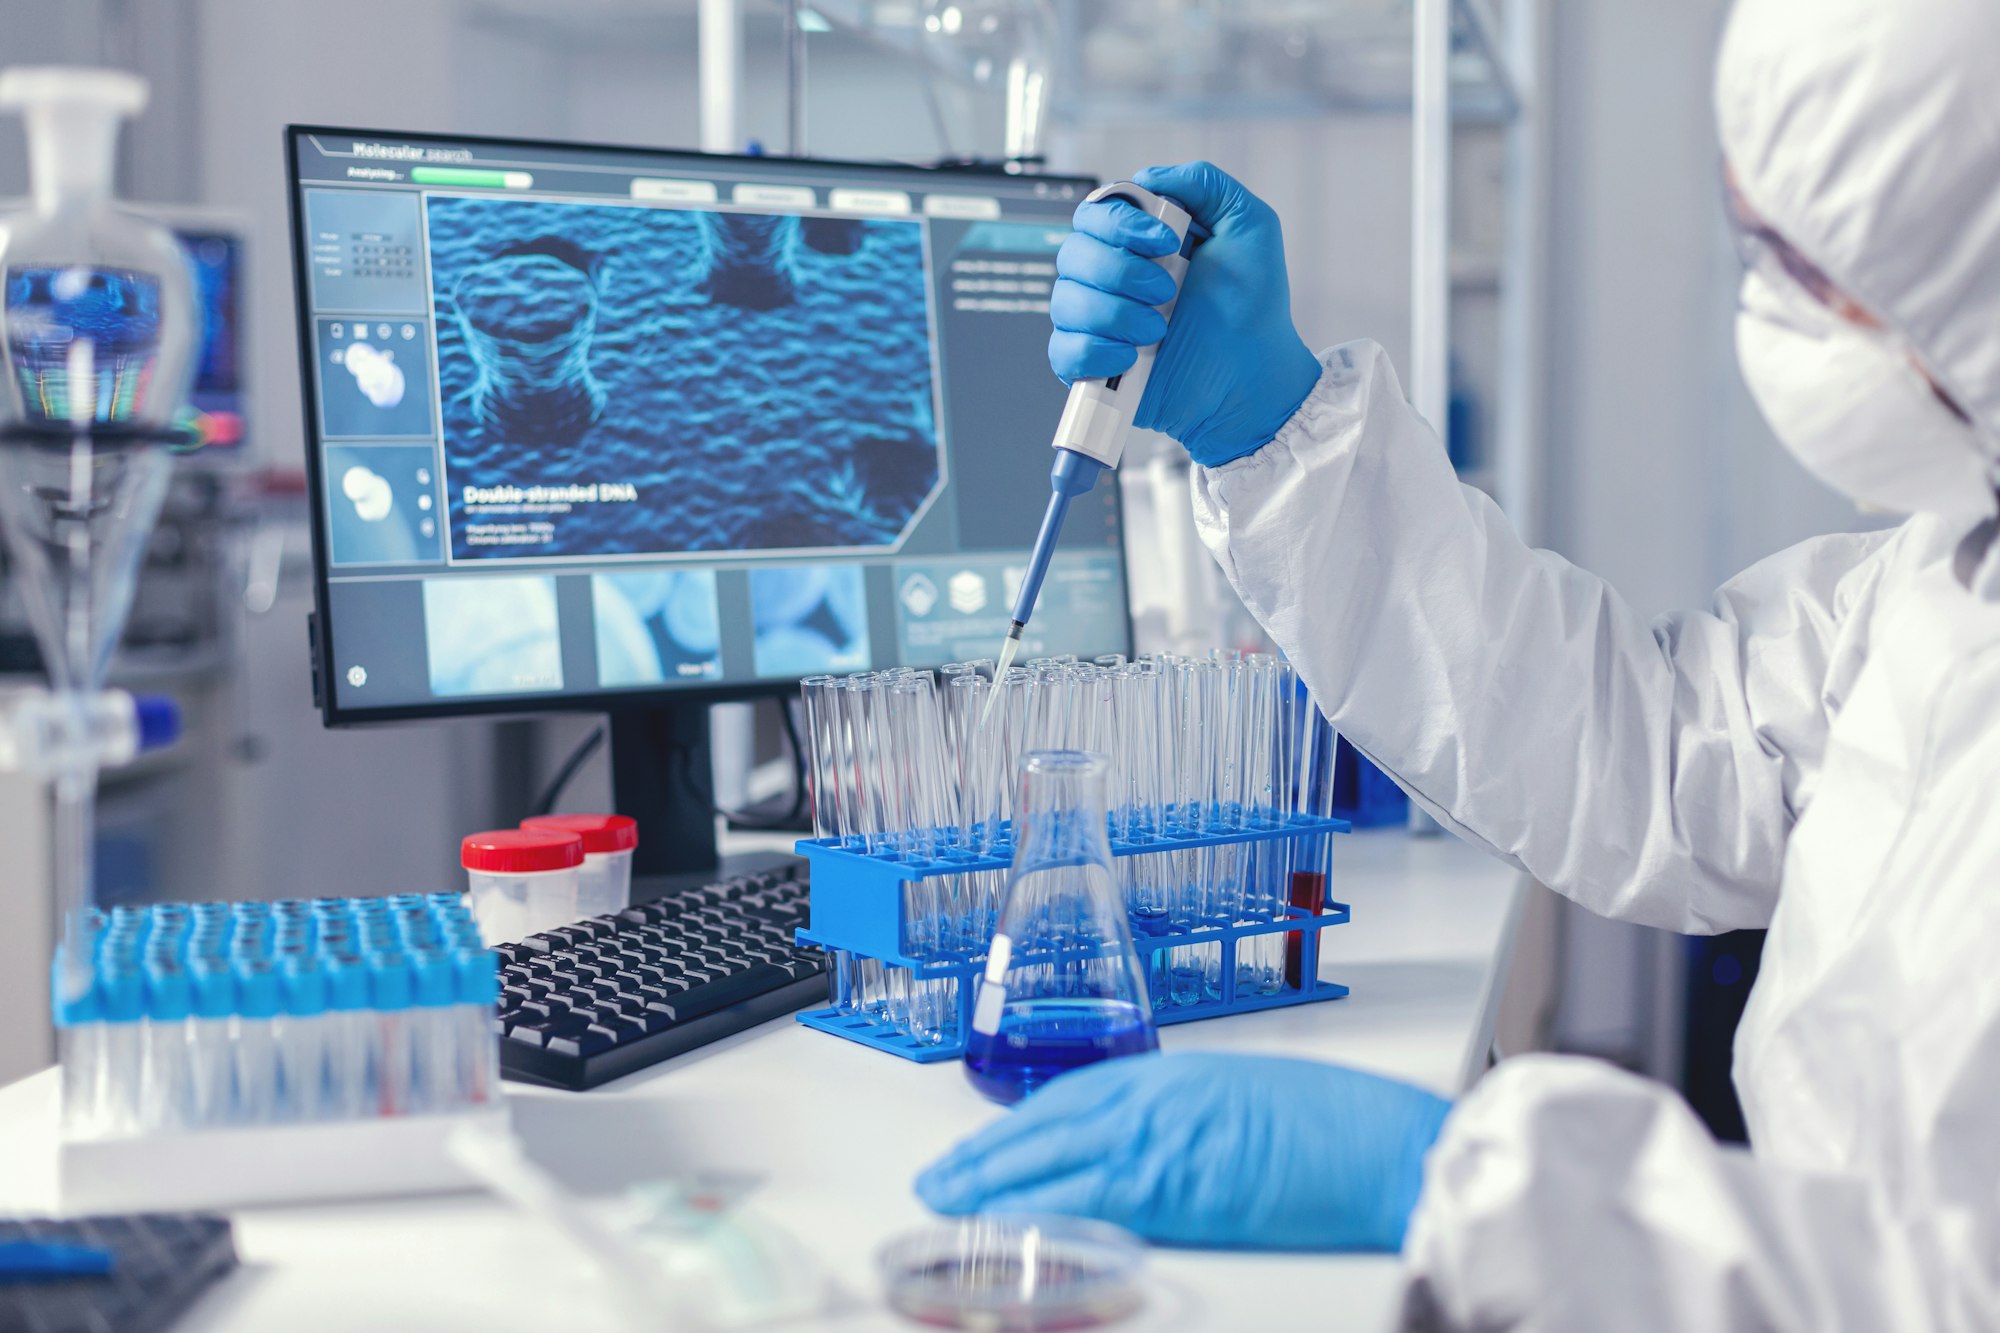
979, 626, 1025, 726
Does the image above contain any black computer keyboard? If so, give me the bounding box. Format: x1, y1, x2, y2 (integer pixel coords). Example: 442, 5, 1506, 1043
0, 1213, 237, 1333
494, 859, 825, 1090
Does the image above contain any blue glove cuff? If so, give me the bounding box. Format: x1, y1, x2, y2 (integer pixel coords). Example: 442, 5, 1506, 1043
1182, 337, 1325, 469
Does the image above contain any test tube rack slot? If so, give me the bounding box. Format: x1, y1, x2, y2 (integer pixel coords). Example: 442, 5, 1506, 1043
794, 814, 1352, 1063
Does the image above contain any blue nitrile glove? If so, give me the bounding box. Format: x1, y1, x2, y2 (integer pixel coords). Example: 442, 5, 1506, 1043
1049, 161, 1323, 468
916, 1052, 1453, 1251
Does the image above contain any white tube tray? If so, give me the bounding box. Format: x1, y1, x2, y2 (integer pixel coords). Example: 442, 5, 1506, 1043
58, 1105, 510, 1213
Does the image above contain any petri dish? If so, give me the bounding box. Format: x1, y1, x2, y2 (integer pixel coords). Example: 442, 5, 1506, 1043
878, 1215, 1146, 1331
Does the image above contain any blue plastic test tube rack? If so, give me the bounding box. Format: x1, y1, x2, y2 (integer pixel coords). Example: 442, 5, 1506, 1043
793, 813, 1352, 1063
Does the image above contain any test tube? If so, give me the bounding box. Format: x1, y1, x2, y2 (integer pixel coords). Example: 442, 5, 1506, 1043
948, 674, 999, 860
1285, 704, 1340, 991
140, 955, 192, 1134
231, 956, 280, 1124
189, 955, 235, 1127
280, 956, 329, 1122
98, 963, 144, 1138
54, 944, 103, 1138
844, 674, 896, 859
411, 952, 460, 1113
371, 952, 414, 1116
800, 675, 846, 846
326, 954, 374, 1120
455, 948, 500, 1106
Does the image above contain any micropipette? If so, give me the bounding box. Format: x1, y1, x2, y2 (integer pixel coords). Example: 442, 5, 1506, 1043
985, 183, 1199, 717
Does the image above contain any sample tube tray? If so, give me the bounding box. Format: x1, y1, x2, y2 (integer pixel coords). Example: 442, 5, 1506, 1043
56, 1104, 511, 1213
793, 815, 1351, 1063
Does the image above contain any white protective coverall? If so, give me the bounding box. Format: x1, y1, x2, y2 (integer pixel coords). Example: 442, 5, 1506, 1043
1189, 0, 2000, 1326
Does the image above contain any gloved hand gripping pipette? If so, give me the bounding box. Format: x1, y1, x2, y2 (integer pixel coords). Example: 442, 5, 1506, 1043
986, 183, 1201, 707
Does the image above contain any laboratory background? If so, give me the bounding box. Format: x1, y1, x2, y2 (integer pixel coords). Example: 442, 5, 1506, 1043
0, 0, 1893, 1328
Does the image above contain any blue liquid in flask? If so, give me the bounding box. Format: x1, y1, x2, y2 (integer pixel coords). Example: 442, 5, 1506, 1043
964, 996, 1158, 1105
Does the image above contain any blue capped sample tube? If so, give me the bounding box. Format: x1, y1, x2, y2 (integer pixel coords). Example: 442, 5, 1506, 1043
189, 955, 235, 1126
232, 955, 281, 1123
325, 954, 373, 1120
410, 951, 458, 1113
279, 956, 329, 1122
140, 955, 193, 1133
455, 948, 500, 1107
52, 943, 102, 1138
370, 951, 414, 1116
97, 962, 145, 1138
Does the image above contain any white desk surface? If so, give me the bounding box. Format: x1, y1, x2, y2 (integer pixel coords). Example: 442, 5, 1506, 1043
0, 829, 1525, 1332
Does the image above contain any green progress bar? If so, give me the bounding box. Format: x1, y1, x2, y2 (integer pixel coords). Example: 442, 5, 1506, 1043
409, 167, 533, 189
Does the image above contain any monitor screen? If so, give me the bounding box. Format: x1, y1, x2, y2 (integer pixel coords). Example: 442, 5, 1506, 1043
286, 127, 1132, 724
176, 225, 246, 450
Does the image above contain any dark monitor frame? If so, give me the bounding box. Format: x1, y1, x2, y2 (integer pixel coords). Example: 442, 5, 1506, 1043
287, 127, 1126, 875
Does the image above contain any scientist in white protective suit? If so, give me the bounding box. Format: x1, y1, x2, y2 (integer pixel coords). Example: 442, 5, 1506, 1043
915, 0, 2000, 1326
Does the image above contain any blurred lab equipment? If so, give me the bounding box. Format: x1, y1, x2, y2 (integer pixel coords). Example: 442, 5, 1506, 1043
491, 860, 826, 1091
0, 1215, 235, 1333
519, 812, 639, 919
965, 749, 1158, 1104
793, 652, 1352, 1062
449, 1125, 839, 1331
918, 0, 1058, 166
918, 1051, 1452, 1251
992, 182, 1194, 694
878, 1215, 1145, 1331
0, 66, 198, 1025
0, 1238, 114, 1280
462, 826, 586, 946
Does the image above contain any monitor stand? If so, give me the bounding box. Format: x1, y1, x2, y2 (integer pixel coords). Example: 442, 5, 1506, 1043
608, 701, 720, 877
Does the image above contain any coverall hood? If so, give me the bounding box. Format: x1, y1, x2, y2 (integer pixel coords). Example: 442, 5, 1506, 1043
1716, 0, 2000, 456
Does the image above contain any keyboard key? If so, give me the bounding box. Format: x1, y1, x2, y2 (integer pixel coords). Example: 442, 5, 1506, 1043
656, 964, 793, 1023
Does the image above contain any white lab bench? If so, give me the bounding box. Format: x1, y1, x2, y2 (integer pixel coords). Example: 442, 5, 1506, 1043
0, 828, 1525, 1332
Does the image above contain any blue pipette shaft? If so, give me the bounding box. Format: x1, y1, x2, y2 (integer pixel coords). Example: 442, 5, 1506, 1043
1007, 449, 1109, 641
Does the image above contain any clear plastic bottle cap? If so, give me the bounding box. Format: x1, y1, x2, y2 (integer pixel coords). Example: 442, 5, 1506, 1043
877, 1216, 1146, 1331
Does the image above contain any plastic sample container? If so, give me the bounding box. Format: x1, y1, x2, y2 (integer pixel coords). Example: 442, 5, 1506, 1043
519, 813, 638, 919
461, 828, 585, 945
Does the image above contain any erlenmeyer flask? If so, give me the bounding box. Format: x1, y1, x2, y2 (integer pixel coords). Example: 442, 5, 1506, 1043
964, 750, 1157, 1105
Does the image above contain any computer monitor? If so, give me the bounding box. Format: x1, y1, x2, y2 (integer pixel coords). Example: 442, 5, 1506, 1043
284, 127, 1134, 869
174, 221, 247, 452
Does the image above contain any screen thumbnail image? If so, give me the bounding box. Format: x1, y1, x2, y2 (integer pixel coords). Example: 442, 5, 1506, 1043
592, 569, 723, 687
421, 574, 563, 698
750, 566, 870, 677
316, 317, 437, 438
426, 195, 941, 562
324, 444, 443, 565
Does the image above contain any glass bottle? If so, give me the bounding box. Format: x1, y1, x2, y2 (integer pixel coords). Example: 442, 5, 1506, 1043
964, 750, 1157, 1105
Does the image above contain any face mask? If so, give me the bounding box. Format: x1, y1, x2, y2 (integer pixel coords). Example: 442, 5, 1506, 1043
1735, 270, 1999, 523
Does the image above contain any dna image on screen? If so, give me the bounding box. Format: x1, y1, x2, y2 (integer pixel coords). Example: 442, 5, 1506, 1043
426, 195, 943, 562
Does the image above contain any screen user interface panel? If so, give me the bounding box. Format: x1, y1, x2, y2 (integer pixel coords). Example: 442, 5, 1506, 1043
288, 129, 1129, 717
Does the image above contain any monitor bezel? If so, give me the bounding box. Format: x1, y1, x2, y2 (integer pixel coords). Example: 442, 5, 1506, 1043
285, 124, 1126, 727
